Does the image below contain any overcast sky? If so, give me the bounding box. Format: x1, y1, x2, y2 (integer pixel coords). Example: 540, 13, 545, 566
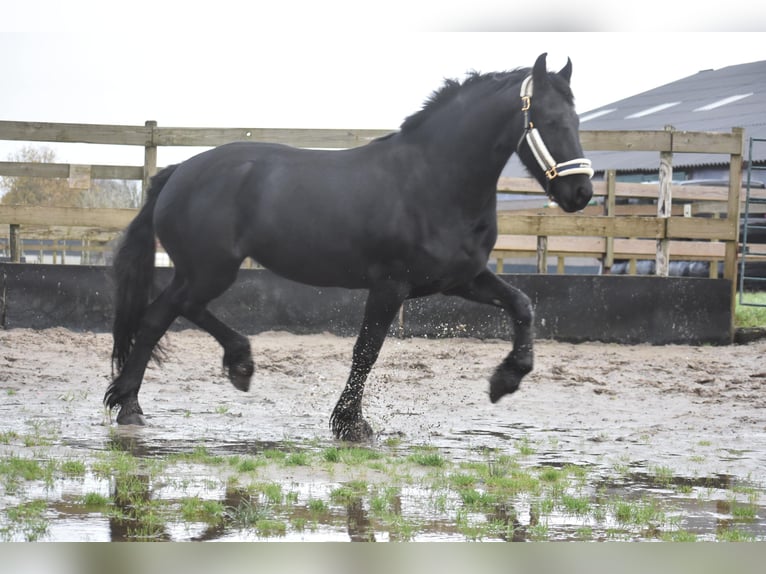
2, 3, 766, 166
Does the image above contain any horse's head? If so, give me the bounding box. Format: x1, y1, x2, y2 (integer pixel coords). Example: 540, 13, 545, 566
516, 53, 593, 213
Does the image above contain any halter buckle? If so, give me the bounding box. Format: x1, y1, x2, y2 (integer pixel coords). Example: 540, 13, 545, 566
545, 165, 558, 180
521, 95, 531, 112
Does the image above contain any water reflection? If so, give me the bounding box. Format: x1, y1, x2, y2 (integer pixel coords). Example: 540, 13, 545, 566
102, 427, 286, 459
346, 498, 376, 542
9, 422, 766, 541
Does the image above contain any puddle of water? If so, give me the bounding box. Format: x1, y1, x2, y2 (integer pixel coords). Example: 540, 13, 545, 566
2, 423, 765, 542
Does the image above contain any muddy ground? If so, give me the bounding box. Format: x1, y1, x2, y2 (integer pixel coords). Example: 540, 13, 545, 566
2, 327, 765, 473
1, 327, 765, 540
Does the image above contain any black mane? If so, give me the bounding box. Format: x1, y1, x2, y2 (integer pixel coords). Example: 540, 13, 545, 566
400, 67, 574, 133
400, 69, 527, 132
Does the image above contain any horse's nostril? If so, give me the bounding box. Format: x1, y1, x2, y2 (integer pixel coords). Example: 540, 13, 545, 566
578, 185, 593, 205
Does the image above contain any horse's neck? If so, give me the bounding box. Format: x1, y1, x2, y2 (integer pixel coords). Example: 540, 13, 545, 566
406, 97, 523, 192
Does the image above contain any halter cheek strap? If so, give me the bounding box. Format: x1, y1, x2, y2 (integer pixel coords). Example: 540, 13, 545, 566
518, 75, 594, 181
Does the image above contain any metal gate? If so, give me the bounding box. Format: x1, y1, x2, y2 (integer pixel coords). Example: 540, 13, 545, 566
738, 137, 766, 305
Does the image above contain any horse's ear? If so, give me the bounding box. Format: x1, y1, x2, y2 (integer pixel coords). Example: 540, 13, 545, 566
558, 57, 572, 83
532, 53, 549, 87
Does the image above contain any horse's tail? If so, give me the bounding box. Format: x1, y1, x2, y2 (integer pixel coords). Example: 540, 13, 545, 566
111, 164, 178, 376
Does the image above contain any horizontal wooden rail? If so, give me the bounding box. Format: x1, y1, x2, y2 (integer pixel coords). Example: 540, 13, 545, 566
492, 236, 728, 260
153, 127, 393, 148
0, 161, 144, 181
579, 129, 744, 154
0, 120, 152, 146
0, 120, 392, 150
0, 205, 137, 230
497, 214, 664, 239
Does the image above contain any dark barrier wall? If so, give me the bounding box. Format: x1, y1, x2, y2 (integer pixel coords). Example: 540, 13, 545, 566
0, 263, 733, 345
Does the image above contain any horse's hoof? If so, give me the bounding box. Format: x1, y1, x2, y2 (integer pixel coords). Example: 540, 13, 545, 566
115, 399, 146, 425
227, 360, 253, 392
332, 417, 374, 442
489, 363, 524, 403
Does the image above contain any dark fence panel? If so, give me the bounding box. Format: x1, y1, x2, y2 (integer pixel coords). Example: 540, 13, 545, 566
0, 263, 732, 345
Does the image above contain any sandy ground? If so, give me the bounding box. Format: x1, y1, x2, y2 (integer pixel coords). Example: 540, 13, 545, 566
1, 327, 765, 483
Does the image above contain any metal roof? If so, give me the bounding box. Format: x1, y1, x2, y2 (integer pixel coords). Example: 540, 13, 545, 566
503, 60, 766, 176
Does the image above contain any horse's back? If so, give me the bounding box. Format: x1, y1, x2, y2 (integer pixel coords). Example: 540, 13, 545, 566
152, 142, 400, 285
151, 139, 495, 290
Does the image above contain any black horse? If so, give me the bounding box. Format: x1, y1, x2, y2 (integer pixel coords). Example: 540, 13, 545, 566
106, 53, 593, 441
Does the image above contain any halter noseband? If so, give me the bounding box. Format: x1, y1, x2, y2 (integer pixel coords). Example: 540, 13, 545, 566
517, 75, 594, 182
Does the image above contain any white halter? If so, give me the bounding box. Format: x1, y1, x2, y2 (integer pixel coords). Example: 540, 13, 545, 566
518, 75, 594, 181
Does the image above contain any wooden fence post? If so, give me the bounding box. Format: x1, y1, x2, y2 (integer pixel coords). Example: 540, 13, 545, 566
656, 125, 674, 277
143, 120, 158, 205
725, 127, 745, 342
604, 170, 617, 273
9, 224, 21, 262
536, 236, 548, 274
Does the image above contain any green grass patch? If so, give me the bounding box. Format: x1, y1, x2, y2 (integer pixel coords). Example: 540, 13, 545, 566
330, 480, 368, 504
732, 502, 758, 521
0, 431, 19, 444
236, 458, 261, 473
449, 473, 477, 489
560, 494, 591, 516
261, 449, 287, 462
516, 436, 536, 456
251, 482, 283, 505
717, 527, 756, 542
255, 518, 287, 537
613, 497, 666, 527
82, 492, 111, 508
0, 456, 46, 481
307, 498, 328, 515
113, 474, 151, 506
408, 446, 445, 467
172, 446, 225, 465
662, 529, 698, 542
0, 499, 49, 541
459, 488, 498, 509
538, 466, 566, 483
180, 497, 226, 524
736, 292, 766, 327
60, 459, 87, 477
285, 452, 310, 466
226, 498, 269, 529
323, 446, 382, 465
92, 449, 143, 479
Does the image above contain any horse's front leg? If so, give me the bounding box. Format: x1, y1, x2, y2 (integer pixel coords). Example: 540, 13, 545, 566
331, 282, 409, 441
445, 269, 534, 403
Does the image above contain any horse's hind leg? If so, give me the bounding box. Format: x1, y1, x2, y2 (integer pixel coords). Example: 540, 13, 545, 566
106, 281, 183, 424
331, 282, 409, 441
445, 269, 534, 403
173, 261, 254, 392
182, 307, 253, 392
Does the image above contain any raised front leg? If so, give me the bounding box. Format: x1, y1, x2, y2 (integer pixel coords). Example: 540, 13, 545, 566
446, 270, 534, 403
331, 282, 409, 441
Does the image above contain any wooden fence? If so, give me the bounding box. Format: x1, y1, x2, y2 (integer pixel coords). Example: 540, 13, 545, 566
0, 120, 752, 293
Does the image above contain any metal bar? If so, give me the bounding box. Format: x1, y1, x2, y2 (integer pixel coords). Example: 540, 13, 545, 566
739, 136, 766, 307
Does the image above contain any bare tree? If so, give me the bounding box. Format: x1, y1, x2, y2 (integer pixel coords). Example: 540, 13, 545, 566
79, 179, 141, 209
1, 145, 141, 208
0, 146, 77, 206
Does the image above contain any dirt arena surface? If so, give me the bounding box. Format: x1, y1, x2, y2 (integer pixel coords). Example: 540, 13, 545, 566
1, 327, 764, 472
1, 327, 765, 541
